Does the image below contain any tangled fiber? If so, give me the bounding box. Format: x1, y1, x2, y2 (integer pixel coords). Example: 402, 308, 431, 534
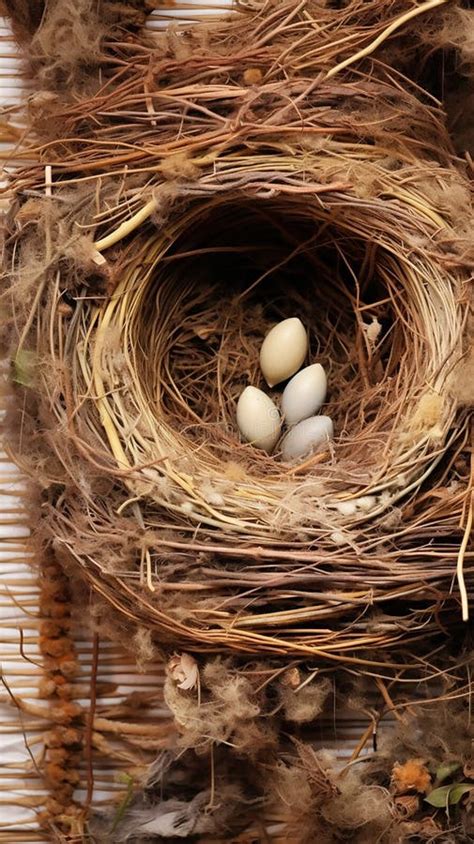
3, 0, 474, 841
3, 0, 474, 672
88, 654, 474, 843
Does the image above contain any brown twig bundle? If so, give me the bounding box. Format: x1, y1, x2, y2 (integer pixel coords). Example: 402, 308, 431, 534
3, 0, 474, 672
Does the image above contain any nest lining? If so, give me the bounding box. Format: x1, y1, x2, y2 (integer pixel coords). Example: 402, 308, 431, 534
80, 190, 464, 540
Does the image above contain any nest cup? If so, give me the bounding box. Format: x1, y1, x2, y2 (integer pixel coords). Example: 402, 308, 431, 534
46, 171, 469, 659
90, 192, 462, 518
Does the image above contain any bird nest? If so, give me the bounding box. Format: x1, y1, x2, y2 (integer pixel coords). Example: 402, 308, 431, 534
4, 0, 474, 668
13, 155, 471, 666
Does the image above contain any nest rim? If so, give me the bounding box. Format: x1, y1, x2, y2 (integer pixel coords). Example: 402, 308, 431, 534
35, 156, 470, 663
80, 182, 464, 532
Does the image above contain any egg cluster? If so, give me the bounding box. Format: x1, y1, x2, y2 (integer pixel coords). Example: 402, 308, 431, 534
236, 318, 334, 462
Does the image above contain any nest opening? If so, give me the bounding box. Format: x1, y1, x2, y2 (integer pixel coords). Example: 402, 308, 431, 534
89, 190, 462, 535
137, 197, 395, 473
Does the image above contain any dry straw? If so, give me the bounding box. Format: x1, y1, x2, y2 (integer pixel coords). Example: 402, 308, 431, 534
3, 0, 474, 671
3, 1, 474, 841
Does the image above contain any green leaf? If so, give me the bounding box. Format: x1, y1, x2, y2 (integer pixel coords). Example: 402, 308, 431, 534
11, 350, 36, 387
434, 761, 461, 786
425, 783, 474, 808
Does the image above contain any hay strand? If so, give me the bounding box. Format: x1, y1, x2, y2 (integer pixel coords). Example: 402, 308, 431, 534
3, 0, 473, 667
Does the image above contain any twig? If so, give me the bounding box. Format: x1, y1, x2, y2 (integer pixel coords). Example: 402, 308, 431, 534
94, 197, 157, 252
457, 430, 473, 622
85, 632, 100, 808
326, 0, 449, 80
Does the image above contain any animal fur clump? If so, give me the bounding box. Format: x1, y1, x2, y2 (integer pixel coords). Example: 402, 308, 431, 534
160, 153, 201, 182
408, 391, 444, 440
278, 675, 332, 723
2, 189, 113, 350
321, 770, 393, 840
132, 627, 156, 670
3, 0, 148, 88
374, 700, 473, 774
268, 744, 393, 844
91, 749, 263, 843
269, 759, 329, 844
164, 657, 276, 759
4, 0, 105, 88
431, 7, 474, 70
391, 759, 431, 795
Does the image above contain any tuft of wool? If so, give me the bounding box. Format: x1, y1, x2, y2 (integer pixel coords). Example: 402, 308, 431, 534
321, 770, 393, 836
132, 627, 156, 671
269, 759, 328, 844
376, 701, 473, 768
164, 658, 276, 759
2, 1, 149, 46
91, 747, 264, 842
271, 759, 313, 812
433, 7, 474, 70
391, 759, 431, 795
5, 0, 106, 88
2, 0, 149, 92
278, 676, 332, 724
409, 391, 444, 439
110, 786, 254, 841
160, 153, 201, 182
0, 0, 44, 42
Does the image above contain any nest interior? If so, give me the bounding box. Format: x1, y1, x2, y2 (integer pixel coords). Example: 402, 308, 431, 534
91, 193, 462, 503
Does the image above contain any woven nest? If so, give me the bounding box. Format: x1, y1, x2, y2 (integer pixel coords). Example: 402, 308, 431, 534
5, 0, 474, 667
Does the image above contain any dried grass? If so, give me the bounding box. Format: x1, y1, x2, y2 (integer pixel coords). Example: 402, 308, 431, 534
3, 0, 474, 675
3, 1, 474, 840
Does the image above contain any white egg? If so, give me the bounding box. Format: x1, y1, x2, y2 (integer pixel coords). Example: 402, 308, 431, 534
281, 363, 327, 426
236, 386, 281, 453
281, 415, 333, 461
260, 317, 308, 387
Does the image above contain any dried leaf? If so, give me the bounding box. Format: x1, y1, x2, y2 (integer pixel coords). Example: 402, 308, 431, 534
394, 794, 420, 818
12, 349, 36, 386
168, 653, 199, 691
